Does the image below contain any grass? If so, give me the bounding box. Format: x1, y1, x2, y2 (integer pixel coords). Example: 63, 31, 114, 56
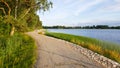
0, 33, 36, 68
45, 32, 120, 63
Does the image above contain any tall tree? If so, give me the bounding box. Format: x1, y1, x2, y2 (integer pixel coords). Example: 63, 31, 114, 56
0, 0, 52, 36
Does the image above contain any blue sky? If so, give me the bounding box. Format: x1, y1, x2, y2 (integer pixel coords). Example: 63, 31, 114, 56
37, 0, 120, 26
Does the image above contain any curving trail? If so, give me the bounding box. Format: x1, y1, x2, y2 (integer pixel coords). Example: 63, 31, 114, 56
27, 31, 105, 68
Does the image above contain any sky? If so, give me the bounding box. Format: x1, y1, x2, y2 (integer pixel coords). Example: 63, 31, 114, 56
37, 0, 120, 26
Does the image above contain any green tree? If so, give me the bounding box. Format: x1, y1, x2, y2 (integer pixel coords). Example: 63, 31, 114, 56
0, 0, 52, 36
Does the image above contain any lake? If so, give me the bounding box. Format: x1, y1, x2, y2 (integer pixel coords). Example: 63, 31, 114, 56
47, 29, 120, 44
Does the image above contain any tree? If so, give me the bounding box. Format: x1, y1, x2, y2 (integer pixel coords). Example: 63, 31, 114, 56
0, 0, 52, 36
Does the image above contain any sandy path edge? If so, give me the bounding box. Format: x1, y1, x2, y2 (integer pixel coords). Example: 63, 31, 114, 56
27, 31, 105, 68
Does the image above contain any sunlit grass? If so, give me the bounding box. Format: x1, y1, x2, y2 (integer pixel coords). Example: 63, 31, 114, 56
0, 33, 36, 68
46, 32, 120, 63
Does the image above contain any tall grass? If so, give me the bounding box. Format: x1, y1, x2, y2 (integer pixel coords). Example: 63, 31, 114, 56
0, 33, 36, 68
46, 32, 120, 63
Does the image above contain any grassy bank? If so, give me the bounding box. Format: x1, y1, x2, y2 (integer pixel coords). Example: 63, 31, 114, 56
46, 32, 120, 63
0, 33, 36, 68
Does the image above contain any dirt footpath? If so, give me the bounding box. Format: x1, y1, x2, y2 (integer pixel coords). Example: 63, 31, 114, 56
27, 31, 105, 68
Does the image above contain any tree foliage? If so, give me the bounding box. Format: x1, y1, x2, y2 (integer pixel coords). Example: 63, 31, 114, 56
0, 0, 52, 36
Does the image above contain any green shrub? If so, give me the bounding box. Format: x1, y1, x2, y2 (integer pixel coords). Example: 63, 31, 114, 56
0, 33, 36, 68
0, 16, 11, 36
0, 22, 11, 36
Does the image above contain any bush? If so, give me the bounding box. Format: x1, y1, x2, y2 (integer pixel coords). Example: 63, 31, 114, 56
0, 16, 11, 36
0, 33, 36, 68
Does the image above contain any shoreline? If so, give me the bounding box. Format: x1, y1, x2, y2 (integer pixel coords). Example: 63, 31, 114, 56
63, 40, 120, 68
45, 32, 120, 68
45, 32, 120, 64
47, 29, 120, 44
28, 31, 105, 68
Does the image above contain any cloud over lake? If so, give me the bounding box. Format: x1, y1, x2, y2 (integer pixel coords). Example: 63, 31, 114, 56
37, 0, 120, 26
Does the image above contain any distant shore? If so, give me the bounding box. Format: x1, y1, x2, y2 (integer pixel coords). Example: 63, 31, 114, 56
43, 25, 120, 29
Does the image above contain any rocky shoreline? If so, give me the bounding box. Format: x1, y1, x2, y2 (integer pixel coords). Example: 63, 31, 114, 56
64, 40, 120, 68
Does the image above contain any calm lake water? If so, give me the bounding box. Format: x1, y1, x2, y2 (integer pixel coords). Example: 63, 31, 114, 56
47, 29, 120, 44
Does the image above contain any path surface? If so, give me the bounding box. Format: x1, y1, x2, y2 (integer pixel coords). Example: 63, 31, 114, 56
27, 31, 105, 68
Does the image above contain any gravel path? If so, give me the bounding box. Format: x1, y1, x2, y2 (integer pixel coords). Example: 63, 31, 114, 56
27, 31, 105, 68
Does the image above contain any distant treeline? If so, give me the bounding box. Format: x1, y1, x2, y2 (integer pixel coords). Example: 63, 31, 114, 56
43, 25, 120, 29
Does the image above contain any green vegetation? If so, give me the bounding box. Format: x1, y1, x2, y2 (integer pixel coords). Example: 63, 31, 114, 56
0, 0, 52, 36
0, 0, 52, 67
43, 25, 120, 29
46, 32, 120, 63
0, 33, 36, 68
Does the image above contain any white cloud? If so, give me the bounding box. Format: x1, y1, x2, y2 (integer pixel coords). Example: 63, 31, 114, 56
98, 0, 120, 12
63, 0, 84, 5
114, 0, 120, 3
74, 0, 104, 16
109, 0, 120, 11
64, 0, 73, 4
107, 5, 120, 12
38, 0, 120, 26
